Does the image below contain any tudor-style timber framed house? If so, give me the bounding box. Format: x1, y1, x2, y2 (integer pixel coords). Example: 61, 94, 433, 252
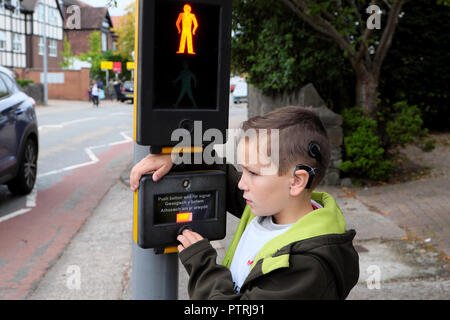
0, 0, 64, 75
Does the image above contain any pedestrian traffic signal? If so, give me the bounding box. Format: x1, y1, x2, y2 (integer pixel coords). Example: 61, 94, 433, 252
134, 0, 232, 149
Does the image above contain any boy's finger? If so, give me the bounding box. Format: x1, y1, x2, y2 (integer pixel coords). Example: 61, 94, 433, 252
180, 231, 193, 243
177, 234, 191, 247
130, 162, 157, 188
153, 164, 171, 182
130, 162, 147, 187
183, 230, 202, 243
185, 230, 202, 242
130, 168, 144, 190
192, 232, 203, 242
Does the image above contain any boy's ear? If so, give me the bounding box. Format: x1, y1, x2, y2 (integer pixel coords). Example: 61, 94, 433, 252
290, 169, 310, 195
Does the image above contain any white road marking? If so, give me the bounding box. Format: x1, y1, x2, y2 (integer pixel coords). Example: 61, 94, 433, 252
0, 208, 32, 224
1, 131, 132, 224
37, 131, 131, 178
26, 187, 37, 207
38, 113, 131, 132
38, 117, 97, 131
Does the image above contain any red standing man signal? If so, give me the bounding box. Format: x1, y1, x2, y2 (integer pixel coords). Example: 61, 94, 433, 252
176, 4, 198, 55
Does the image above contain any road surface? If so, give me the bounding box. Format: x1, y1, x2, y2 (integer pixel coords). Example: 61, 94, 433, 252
0, 100, 134, 299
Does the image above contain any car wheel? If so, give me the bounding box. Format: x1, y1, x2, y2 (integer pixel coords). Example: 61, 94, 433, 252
8, 138, 38, 195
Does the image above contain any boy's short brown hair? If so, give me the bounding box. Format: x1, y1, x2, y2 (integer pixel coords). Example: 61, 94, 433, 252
241, 106, 330, 189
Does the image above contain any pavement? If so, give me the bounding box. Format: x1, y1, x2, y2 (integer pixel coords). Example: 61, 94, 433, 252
25, 103, 450, 300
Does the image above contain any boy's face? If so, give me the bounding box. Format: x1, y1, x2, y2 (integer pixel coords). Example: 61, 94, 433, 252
236, 137, 291, 218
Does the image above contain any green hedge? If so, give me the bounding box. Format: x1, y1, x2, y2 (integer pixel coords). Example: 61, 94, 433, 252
339, 108, 394, 181
340, 102, 435, 183
16, 79, 34, 87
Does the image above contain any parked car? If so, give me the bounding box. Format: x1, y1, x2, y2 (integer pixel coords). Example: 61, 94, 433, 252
0, 66, 38, 195
121, 80, 134, 103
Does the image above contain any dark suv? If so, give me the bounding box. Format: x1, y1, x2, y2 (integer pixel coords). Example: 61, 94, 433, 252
0, 66, 38, 195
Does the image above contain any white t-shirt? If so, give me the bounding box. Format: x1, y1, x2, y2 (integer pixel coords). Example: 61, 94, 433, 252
91, 84, 99, 96
229, 200, 323, 292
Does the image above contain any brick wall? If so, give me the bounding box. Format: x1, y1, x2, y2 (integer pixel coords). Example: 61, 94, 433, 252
65, 30, 93, 56
65, 29, 115, 55
24, 68, 91, 101
26, 35, 64, 69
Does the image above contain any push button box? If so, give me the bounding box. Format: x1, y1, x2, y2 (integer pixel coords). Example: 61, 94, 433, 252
137, 170, 226, 249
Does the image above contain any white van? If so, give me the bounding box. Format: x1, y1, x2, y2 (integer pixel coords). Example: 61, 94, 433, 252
232, 80, 248, 104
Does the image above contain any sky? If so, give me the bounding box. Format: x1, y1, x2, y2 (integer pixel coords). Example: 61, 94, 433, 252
82, 0, 135, 16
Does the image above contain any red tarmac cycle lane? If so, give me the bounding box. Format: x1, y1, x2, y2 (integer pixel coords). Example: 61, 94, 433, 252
0, 142, 132, 299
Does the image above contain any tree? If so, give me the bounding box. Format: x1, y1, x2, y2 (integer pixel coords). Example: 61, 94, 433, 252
79, 31, 102, 78
59, 35, 75, 69
231, 0, 354, 113
112, 2, 135, 61
379, 0, 450, 131
279, 0, 405, 119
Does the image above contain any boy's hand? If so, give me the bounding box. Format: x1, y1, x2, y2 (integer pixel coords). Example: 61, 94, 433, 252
130, 154, 173, 191
177, 229, 204, 252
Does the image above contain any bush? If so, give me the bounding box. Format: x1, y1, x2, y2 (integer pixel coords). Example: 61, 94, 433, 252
384, 101, 427, 148
379, 100, 435, 152
420, 138, 436, 152
16, 79, 34, 87
339, 108, 394, 181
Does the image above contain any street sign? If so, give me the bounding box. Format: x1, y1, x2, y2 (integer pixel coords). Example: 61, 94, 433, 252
134, 0, 232, 148
100, 61, 113, 70
127, 62, 135, 70
113, 62, 122, 73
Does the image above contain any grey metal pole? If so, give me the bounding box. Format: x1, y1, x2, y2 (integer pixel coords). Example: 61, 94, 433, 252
132, 142, 179, 300
43, 24, 48, 106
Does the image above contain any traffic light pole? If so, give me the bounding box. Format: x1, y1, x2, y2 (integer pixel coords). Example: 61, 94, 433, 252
132, 0, 231, 300
132, 142, 178, 300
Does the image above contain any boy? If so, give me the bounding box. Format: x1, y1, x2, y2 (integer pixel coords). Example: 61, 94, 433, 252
130, 106, 359, 299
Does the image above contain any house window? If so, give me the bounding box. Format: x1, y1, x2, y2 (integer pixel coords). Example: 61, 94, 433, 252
102, 32, 107, 51
0, 32, 6, 51
38, 36, 44, 55
49, 39, 57, 57
49, 8, 57, 25
0, 1, 4, 14
12, 33, 21, 52
12, 0, 21, 18
37, 3, 45, 22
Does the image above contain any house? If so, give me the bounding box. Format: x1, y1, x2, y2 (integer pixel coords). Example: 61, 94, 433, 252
62, 0, 116, 56
0, 0, 64, 76
0, 0, 115, 101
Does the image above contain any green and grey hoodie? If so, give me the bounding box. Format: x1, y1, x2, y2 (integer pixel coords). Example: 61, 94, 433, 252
179, 166, 360, 300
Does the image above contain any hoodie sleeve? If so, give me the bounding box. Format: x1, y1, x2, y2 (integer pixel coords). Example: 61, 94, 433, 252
179, 239, 340, 300
179, 239, 240, 300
